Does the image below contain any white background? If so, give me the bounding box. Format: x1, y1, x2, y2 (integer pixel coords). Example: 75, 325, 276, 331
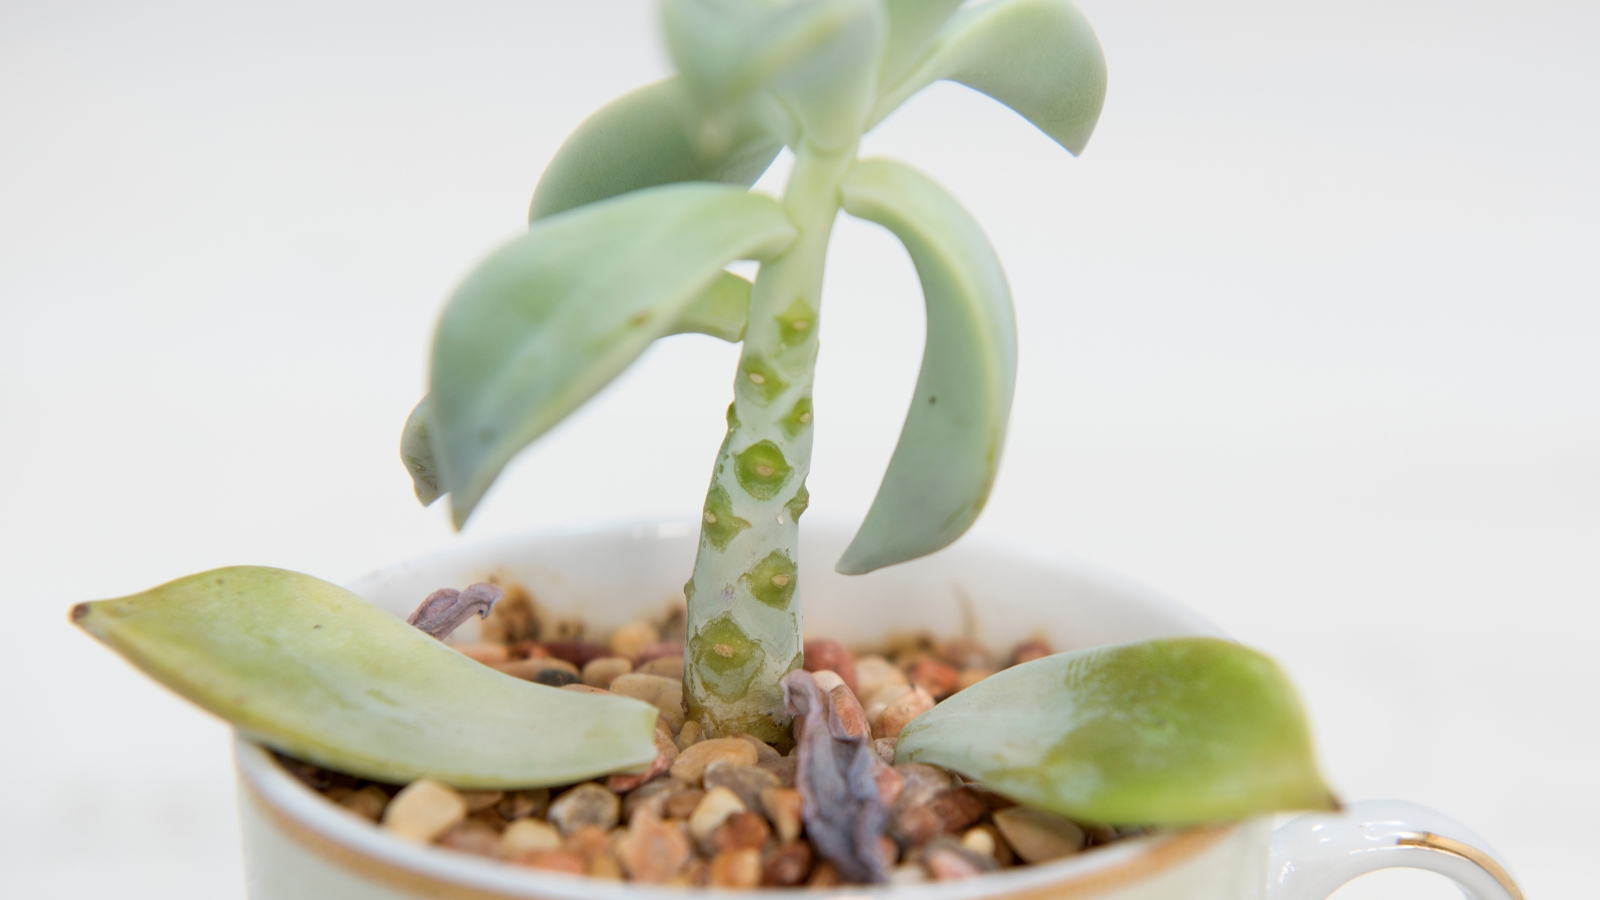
2, 1, 1595, 898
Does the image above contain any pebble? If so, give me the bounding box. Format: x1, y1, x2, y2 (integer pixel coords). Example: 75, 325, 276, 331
864, 684, 911, 725
761, 839, 814, 886
582, 656, 633, 688
893, 764, 953, 810
757, 755, 797, 787
709, 810, 771, 853
458, 790, 504, 814
810, 669, 846, 693
494, 657, 579, 681
872, 737, 898, 765
608, 621, 660, 661
923, 838, 996, 880
544, 640, 611, 669
894, 787, 987, 846
381, 779, 466, 843
957, 667, 995, 691
731, 732, 782, 763
687, 786, 746, 842
547, 783, 620, 836
806, 860, 841, 887
631, 641, 683, 666
563, 825, 617, 876
615, 809, 691, 883
992, 807, 1087, 863
709, 848, 762, 888
960, 826, 996, 858
854, 655, 908, 704
907, 658, 960, 699
453, 642, 510, 664
760, 786, 804, 844
500, 818, 563, 857
495, 788, 550, 821
619, 778, 680, 818
511, 849, 584, 874
610, 673, 686, 733
637, 656, 683, 679
673, 859, 711, 887
803, 638, 858, 693
976, 822, 1017, 864
438, 820, 500, 857
874, 764, 905, 808
827, 682, 872, 739
876, 686, 935, 738
670, 738, 758, 784
560, 683, 611, 695
665, 788, 705, 820
338, 785, 390, 822
703, 760, 780, 813
674, 720, 703, 751
889, 863, 929, 885
535, 669, 580, 687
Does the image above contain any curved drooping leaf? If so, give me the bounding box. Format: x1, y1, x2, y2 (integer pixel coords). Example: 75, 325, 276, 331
400, 397, 442, 506
399, 270, 752, 510
431, 184, 796, 527
666, 270, 753, 342
834, 159, 1015, 575
879, 0, 965, 87
72, 567, 659, 789
529, 78, 783, 221
873, 0, 1107, 155
662, 0, 884, 149
896, 638, 1340, 825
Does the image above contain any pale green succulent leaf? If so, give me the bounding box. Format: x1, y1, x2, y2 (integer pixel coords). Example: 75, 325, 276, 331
874, 0, 1107, 155
529, 78, 784, 221
667, 270, 752, 342
662, 0, 884, 149
879, 0, 965, 87
72, 567, 659, 789
400, 396, 443, 506
835, 158, 1015, 575
402, 271, 751, 510
896, 637, 1340, 825
432, 184, 796, 527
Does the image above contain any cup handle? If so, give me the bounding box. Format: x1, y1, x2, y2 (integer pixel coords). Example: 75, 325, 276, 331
1267, 799, 1523, 900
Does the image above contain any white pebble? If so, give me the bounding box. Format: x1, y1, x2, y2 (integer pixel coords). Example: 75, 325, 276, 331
381, 779, 466, 843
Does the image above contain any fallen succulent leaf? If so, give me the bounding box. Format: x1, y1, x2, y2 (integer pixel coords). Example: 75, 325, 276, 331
895, 637, 1339, 825
72, 566, 659, 788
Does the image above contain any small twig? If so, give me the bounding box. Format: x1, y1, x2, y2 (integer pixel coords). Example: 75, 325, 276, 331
406, 583, 503, 640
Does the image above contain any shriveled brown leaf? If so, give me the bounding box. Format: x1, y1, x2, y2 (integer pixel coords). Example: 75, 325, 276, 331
406, 583, 503, 639
781, 669, 892, 883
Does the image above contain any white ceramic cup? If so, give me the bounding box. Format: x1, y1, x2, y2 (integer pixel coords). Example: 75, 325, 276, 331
234, 520, 1522, 900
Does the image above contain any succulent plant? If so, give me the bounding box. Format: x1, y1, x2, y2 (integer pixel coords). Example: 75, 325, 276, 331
404, 0, 1106, 741
73, 0, 1336, 832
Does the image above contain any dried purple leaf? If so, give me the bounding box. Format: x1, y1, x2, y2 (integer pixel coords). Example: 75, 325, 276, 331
407, 583, 503, 639
782, 669, 891, 884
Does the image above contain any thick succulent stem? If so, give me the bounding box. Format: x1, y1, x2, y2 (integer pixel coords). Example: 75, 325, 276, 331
684, 140, 857, 741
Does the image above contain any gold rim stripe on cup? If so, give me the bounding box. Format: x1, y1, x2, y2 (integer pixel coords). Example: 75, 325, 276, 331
1395, 832, 1524, 900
